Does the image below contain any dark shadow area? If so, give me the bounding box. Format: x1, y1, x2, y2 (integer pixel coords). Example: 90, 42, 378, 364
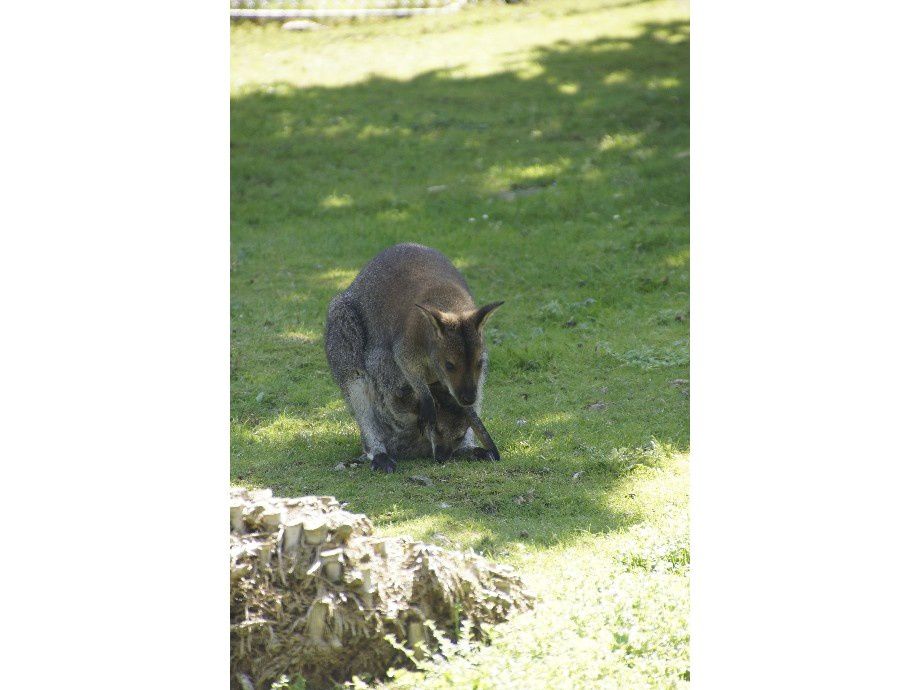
231, 18, 689, 553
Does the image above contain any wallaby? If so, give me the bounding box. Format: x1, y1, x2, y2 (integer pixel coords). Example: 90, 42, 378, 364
324, 243, 503, 473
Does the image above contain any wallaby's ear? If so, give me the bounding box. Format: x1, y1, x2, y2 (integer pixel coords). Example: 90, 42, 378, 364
415, 304, 449, 340
473, 301, 504, 331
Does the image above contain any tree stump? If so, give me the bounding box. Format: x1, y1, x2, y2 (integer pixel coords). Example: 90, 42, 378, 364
230, 487, 533, 689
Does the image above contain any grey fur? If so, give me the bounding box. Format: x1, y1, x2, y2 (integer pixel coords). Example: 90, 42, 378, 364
324, 243, 499, 469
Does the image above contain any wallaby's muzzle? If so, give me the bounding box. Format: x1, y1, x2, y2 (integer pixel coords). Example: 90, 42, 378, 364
457, 389, 477, 407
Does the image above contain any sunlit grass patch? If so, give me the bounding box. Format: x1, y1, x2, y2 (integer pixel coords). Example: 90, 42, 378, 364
358, 454, 689, 690
321, 193, 354, 209
314, 268, 359, 290
599, 131, 644, 152
664, 247, 690, 268
603, 70, 630, 85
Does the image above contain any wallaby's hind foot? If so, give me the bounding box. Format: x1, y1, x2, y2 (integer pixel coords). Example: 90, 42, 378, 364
433, 444, 452, 464
371, 452, 396, 473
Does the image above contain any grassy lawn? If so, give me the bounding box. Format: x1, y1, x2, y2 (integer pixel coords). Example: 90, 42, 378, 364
231, 0, 689, 686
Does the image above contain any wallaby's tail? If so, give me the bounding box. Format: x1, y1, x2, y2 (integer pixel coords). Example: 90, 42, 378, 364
325, 293, 368, 388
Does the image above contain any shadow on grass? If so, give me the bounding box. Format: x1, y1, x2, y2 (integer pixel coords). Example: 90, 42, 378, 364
230, 19, 689, 552
232, 411, 673, 556
230, 20, 689, 257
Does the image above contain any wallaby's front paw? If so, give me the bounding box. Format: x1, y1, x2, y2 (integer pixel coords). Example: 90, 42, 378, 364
371, 452, 396, 473
485, 447, 500, 462
418, 396, 437, 433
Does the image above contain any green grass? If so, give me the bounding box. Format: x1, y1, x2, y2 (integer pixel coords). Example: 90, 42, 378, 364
231, 0, 689, 686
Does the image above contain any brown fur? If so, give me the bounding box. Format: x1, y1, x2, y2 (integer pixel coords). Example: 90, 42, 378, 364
324, 243, 503, 472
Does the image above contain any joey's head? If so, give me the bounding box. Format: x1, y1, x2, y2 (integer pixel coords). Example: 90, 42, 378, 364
415, 301, 504, 408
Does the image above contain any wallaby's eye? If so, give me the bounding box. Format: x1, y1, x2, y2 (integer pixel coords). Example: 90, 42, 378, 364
444, 361, 456, 372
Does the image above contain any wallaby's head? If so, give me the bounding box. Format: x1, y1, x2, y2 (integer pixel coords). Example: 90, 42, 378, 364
415, 301, 504, 408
